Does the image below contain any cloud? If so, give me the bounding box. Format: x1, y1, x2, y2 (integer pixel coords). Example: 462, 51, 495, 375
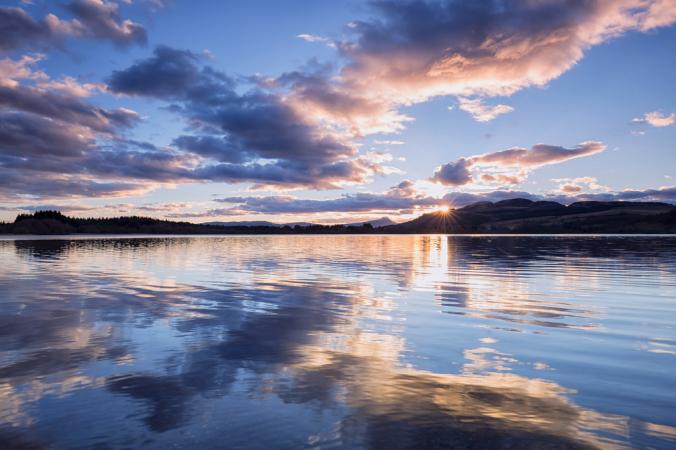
560, 183, 582, 193
0, 170, 151, 200
632, 111, 676, 127
430, 158, 472, 186
457, 98, 514, 122
0, 110, 94, 158
443, 185, 676, 207
579, 186, 676, 203
0, 7, 78, 52
135, 202, 191, 212
192, 155, 392, 190
338, 0, 676, 104
471, 142, 606, 168
246, 1, 676, 149
172, 135, 246, 163
109, 46, 389, 189
0, 74, 163, 200
83, 144, 197, 182
1, 53, 105, 99
213, 180, 443, 215
0, 84, 138, 133
3, 2, 674, 206
65, 0, 147, 47
297, 33, 331, 44
60, 183, 676, 218
37, 76, 106, 97
11, 204, 97, 213
167, 208, 246, 219
432, 142, 606, 187
108, 47, 214, 98
0, 62, 184, 200
0, 54, 48, 88
0, 46, 393, 201
181, 182, 676, 217
373, 140, 405, 145
274, 62, 411, 136
553, 177, 609, 194
0, 2, 146, 53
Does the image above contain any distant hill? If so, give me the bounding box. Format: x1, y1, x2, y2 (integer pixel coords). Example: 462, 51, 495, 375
383, 199, 676, 234
1, 201, 674, 235
205, 217, 397, 228
345, 217, 398, 227
204, 220, 313, 228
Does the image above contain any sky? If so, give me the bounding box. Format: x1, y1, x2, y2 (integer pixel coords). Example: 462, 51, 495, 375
1, 0, 675, 224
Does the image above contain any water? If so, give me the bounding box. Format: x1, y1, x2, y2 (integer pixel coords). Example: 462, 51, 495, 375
0, 235, 675, 449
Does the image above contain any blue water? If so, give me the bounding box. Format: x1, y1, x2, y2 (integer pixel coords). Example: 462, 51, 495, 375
0, 235, 675, 449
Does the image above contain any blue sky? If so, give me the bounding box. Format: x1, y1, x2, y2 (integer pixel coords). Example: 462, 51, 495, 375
1, 0, 675, 223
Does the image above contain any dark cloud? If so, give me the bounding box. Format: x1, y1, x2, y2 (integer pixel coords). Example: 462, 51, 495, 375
110, 47, 352, 163
0, 85, 139, 133
431, 158, 472, 186
172, 135, 246, 163
0, 2, 146, 53
194, 158, 375, 190
192, 90, 355, 164
108, 47, 212, 98
0, 111, 93, 158
0, 53, 191, 200
0, 169, 149, 199
0, 108, 181, 199
108, 46, 381, 188
84, 143, 196, 182
0, 7, 65, 53
214, 180, 443, 214
66, 0, 147, 47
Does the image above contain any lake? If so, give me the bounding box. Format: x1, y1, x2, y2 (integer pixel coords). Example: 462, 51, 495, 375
1, 235, 675, 449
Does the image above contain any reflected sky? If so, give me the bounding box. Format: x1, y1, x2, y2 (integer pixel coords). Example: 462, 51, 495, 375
1, 236, 676, 449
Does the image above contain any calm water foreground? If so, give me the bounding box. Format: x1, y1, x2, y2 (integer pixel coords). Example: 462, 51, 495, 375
0, 236, 675, 450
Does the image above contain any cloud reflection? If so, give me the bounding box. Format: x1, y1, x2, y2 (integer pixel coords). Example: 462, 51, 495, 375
0, 236, 675, 448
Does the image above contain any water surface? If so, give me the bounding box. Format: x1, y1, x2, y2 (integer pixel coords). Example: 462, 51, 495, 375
1, 235, 675, 449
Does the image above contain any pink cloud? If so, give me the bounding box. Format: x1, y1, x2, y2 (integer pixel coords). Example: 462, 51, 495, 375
432, 142, 606, 187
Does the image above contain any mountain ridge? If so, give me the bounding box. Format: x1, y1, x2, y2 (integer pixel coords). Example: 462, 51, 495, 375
383, 198, 676, 234
203, 217, 397, 228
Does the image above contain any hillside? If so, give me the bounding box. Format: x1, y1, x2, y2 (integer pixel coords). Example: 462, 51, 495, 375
204, 217, 397, 228
383, 199, 676, 234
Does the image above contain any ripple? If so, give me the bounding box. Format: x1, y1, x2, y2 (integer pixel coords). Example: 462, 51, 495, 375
0, 235, 675, 449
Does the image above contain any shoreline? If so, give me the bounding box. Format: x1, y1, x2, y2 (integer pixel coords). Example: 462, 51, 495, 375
3, 232, 676, 240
